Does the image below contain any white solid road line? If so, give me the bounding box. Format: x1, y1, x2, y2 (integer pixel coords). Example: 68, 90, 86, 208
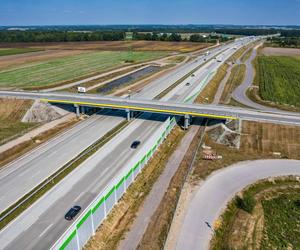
38, 223, 53, 238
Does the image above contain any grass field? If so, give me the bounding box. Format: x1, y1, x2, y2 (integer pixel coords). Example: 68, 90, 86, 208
0, 51, 168, 88
256, 55, 300, 107
0, 48, 42, 57
211, 178, 300, 250
0, 98, 36, 145
261, 192, 300, 249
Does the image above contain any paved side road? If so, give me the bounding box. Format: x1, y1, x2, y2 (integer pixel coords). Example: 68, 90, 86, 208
173, 159, 300, 250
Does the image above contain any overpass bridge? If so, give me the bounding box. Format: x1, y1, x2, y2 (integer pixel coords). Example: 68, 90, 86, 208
0, 91, 300, 127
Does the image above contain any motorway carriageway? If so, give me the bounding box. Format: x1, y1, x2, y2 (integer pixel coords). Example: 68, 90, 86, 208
0, 37, 248, 215
0, 37, 254, 249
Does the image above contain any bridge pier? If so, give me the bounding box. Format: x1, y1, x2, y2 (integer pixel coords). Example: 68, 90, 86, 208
184, 114, 190, 130
74, 104, 80, 117
81, 106, 85, 114
126, 109, 131, 121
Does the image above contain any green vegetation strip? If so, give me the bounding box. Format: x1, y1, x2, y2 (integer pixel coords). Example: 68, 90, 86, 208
211, 178, 300, 250
0, 48, 43, 57
256, 55, 300, 107
0, 51, 168, 88
0, 119, 129, 230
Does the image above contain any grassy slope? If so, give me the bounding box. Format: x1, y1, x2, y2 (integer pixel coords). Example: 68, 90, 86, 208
0, 51, 168, 88
0, 98, 36, 144
257, 55, 300, 107
0, 48, 42, 57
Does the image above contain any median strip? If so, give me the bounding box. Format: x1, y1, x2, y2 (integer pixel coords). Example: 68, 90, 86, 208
0, 120, 129, 230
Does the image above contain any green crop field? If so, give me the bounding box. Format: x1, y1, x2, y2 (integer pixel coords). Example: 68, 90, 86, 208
256, 55, 300, 107
0, 48, 42, 57
261, 192, 300, 249
0, 51, 168, 88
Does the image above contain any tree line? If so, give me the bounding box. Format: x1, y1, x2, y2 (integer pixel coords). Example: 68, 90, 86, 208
0, 31, 125, 43
132, 32, 182, 42
132, 32, 232, 43
267, 37, 300, 48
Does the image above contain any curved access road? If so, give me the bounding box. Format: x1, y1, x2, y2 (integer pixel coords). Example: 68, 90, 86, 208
175, 159, 300, 250
231, 43, 273, 110
231, 44, 299, 115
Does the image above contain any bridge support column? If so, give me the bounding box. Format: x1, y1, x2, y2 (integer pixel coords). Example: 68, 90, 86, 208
81, 106, 85, 114
74, 104, 80, 117
126, 109, 131, 121
184, 114, 190, 130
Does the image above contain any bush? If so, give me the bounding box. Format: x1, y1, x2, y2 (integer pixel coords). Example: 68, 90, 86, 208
235, 194, 256, 214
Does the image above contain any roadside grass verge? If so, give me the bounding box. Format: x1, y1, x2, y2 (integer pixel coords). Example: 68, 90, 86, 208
241, 47, 253, 62
165, 55, 187, 64
254, 55, 300, 108
139, 120, 206, 249
0, 118, 78, 168
195, 63, 229, 104
228, 46, 249, 62
84, 126, 186, 250
211, 177, 300, 250
0, 51, 168, 88
0, 98, 37, 145
219, 64, 246, 104
0, 48, 43, 57
0, 120, 129, 230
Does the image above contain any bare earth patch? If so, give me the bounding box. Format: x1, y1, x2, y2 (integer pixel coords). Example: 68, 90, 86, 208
0, 49, 87, 70
261, 47, 300, 57
0, 41, 210, 53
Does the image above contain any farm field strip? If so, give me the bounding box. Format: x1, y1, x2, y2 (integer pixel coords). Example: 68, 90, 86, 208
257, 55, 300, 107
0, 48, 43, 57
0, 51, 168, 88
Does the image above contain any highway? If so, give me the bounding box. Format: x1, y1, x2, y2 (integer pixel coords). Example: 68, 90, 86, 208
1, 90, 300, 126
0, 37, 257, 249
0, 112, 125, 213
0, 37, 248, 215
174, 159, 300, 250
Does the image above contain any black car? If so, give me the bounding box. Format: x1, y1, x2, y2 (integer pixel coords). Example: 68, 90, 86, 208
131, 140, 141, 149
65, 205, 81, 220
185, 82, 191, 86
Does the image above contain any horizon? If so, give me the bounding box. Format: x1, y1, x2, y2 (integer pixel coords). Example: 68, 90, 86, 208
1, 0, 300, 26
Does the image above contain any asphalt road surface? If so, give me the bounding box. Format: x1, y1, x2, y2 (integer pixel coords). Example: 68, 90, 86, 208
0, 37, 257, 249
0, 37, 248, 214
175, 159, 300, 250
0, 111, 125, 213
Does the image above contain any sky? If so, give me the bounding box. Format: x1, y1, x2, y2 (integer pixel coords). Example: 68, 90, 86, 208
0, 0, 300, 26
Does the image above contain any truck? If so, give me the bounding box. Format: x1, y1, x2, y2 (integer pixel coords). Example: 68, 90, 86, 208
77, 86, 86, 93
